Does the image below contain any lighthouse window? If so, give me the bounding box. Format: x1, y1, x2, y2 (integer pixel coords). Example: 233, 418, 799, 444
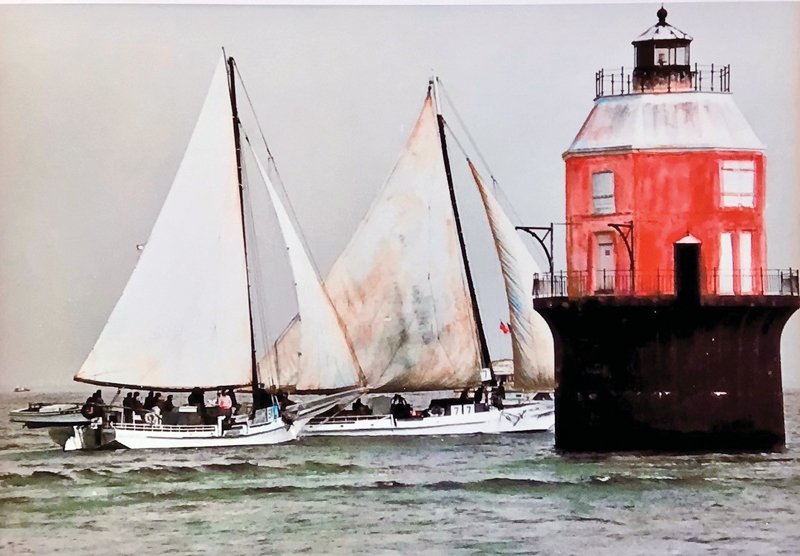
740, 232, 753, 293
592, 171, 615, 215
719, 232, 734, 294
720, 160, 755, 207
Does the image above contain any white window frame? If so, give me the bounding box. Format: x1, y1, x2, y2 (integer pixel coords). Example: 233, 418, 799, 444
720, 160, 755, 208
719, 232, 734, 294
739, 232, 753, 293
592, 171, 615, 215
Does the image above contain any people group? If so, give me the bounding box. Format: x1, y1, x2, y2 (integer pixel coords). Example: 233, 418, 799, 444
83, 381, 508, 426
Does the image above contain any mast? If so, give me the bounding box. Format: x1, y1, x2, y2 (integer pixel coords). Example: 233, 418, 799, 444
431, 77, 492, 371
227, 55, 261, 408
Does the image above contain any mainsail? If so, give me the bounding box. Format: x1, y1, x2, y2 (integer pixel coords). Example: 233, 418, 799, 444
246, 142, 365, 393
259, 94, 482, 392
75, 56, 252, 391
468, 161, 555, 389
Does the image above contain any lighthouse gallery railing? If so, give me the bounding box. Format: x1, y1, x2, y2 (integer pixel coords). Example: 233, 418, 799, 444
595, 64, 731, 99
533, 268, 799, 299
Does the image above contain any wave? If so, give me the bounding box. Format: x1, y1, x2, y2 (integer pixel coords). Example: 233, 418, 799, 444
0, 470, 72, 487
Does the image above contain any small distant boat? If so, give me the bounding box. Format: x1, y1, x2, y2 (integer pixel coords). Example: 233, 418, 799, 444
13, 387, 30, 393
9, 403, 89, 428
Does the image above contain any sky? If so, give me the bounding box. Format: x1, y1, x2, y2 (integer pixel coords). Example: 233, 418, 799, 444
0, 2, 798, 392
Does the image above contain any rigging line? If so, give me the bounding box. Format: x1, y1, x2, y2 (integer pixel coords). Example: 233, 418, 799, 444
240, 132, 275, 376
437, 78, 531, 228
443, 118, 550, 273
232, 60, 325, 281
437, 118, 494, 366
437, 77, 496, 183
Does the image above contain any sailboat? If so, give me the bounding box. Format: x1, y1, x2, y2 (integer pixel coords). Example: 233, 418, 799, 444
62, 54, 364, 451
259, 78, 556, 437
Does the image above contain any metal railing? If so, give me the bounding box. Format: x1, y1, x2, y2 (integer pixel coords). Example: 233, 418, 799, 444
595, 64, 731, 98
112, 422, 217, 432
533, 269, 799, 299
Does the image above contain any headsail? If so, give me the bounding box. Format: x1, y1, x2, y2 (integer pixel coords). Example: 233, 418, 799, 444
259, 94, 482, 392
468, 161, 555, 389
75, 55, 252, 391
246, 142, 365, 393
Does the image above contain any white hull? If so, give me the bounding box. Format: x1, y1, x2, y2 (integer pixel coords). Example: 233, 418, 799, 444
10, 404, 89, 428
62, 389, 364, 451
64, 414, 310, 451
304, 401, 554, 437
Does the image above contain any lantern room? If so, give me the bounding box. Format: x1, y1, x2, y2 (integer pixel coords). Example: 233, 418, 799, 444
632, 6, 693, 92
562, 7, 771, 298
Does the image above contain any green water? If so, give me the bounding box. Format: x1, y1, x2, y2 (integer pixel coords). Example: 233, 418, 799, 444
2, 391, 800, 555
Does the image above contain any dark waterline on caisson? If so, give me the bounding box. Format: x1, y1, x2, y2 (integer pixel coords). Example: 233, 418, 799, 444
2, 390, 800, 555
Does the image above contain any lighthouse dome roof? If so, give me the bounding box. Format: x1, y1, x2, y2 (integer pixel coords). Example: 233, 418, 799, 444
564, 92, 764, 157
633, 21, 692, 43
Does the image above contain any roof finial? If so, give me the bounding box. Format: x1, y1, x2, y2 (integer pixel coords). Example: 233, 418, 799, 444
657, 4, 668, 25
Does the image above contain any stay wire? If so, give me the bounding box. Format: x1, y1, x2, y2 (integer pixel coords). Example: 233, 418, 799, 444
240, 137, 275, 386
233, 60, 325, 280
438, 79, 550, 271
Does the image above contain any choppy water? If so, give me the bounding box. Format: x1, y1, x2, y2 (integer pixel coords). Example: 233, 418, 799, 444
2, 391, 800, 555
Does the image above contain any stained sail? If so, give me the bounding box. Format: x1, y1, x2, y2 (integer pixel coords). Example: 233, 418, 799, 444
468, 161, 555, 389
247, 142, 365, 393
259, 94, 482, 392
75, 56, 252, 391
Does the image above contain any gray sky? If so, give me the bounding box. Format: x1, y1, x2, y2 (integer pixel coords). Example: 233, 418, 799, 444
1, 2, 798, 392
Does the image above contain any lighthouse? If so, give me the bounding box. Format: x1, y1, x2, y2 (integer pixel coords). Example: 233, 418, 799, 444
533, 8, 799, 452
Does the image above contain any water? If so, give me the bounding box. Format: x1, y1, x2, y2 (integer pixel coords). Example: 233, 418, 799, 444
2, 391, 800, 555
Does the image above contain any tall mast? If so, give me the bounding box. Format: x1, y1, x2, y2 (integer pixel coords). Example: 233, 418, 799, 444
227, 55, 261, 408
431, 77, 492, 371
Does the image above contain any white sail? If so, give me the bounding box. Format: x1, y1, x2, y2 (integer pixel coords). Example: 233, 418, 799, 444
259, 94, 482, 392
247, 142, 364, 392
468, 161, 555, 389
75, 56, 252, 390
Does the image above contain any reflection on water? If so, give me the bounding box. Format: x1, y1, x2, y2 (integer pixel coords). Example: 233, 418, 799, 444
2, 391, 800, 555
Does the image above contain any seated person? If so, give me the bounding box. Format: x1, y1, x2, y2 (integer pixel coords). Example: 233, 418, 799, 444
352, 398, 372, 415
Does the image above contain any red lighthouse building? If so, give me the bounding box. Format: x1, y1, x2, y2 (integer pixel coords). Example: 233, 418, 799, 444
533, 8, 799, 452
564, 6, 766, 297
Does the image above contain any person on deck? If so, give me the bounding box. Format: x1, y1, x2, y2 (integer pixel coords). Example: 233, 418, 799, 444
188, 388, 208, 423
143, 391, 156, 411
218, 390, 232, 416
122, 392, 133, 423
228, 389, 240, 413
459, 387, 470, 402
255, 387, 272, 410
188, 388, 204, 406
474, 386, 485, 408
390, 394, 412, 419
163, 395, 175, 413
80, 395, 96, 420
131, 391, 144, 418
352, 398, 371, 415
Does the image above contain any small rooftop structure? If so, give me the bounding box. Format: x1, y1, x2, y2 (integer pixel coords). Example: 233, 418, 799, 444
595, 7, 730, 97
633, 6, 693, 44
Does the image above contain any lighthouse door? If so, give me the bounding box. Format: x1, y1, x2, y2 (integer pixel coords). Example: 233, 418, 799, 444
595, 233, 616, 293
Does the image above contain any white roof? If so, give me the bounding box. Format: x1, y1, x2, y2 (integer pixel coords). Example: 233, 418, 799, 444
565, 92, 765, 157
634, 22, 692, 43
